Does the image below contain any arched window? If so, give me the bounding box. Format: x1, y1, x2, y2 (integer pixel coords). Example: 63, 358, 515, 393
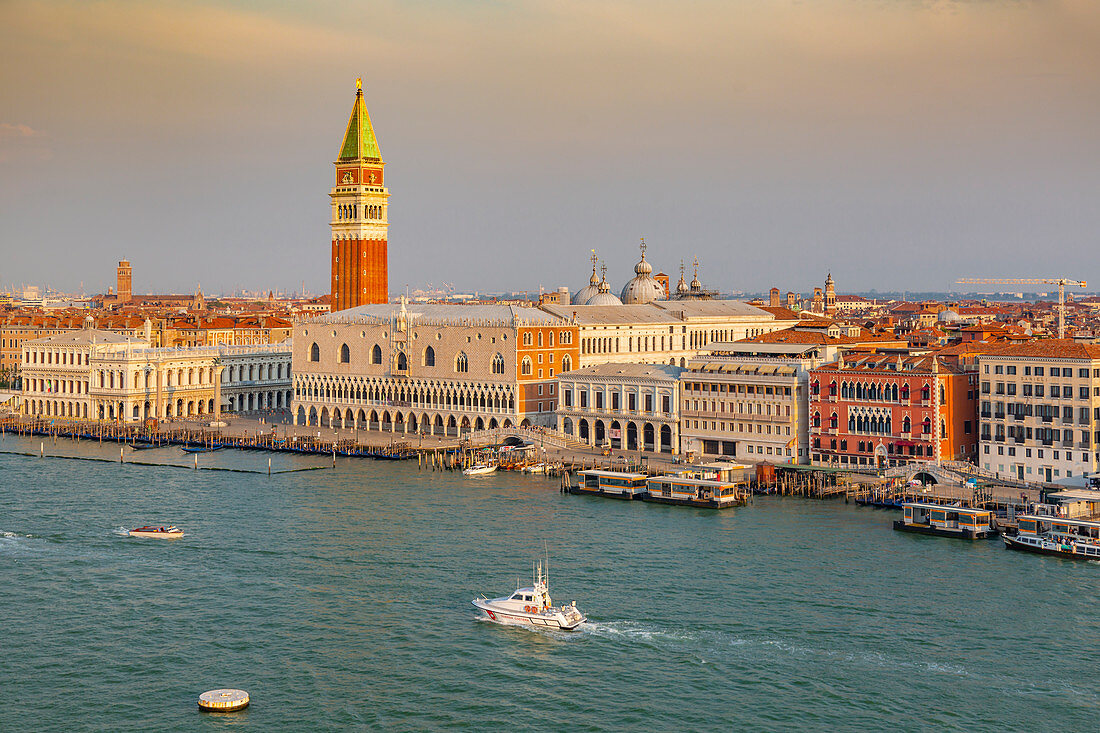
423, 346, 435, 367
339, 343, 350, 363
456, 352, 469, 373
397, 352, 408, 371
903, 416, 911, 434
812, 412, 821, 428
829, 412, 838, 429
492, 353, 505, 375
922, 417, 932, 434
372, 344, 383, 365
520, 356, 532, 376
310, 343, 320, 362
561, 355, 572, 373
523, 333, 533, 346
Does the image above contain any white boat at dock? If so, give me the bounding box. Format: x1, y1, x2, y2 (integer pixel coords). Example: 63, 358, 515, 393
520, 463, 549, 474
472, 561, 586, 631
462, 462, 497, 476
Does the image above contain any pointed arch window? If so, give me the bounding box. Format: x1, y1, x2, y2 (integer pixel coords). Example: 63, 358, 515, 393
560, 355, 572, 373
397, 352, 408, 371
310, 343, 320, 362
339, 343, 350, 363
520, 356, 532, 376
371, 344, 383, 365
492, 353, 505, 375
423, 345, 435, 367
456, 352, 469, 373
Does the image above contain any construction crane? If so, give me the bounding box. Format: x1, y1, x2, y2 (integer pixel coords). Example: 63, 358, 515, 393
955, 277, 1087, 339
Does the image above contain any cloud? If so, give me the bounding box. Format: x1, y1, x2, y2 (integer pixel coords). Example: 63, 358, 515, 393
0, 123, 41, 139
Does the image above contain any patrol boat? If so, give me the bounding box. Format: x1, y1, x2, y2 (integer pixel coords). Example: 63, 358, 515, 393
472, 561, 586, 631
128, 525, 184, 539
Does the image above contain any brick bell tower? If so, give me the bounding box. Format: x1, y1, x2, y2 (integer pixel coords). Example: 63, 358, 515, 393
331, 78, 389, 311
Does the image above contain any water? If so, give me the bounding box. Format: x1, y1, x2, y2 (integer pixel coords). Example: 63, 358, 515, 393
2, 435, 1099, 731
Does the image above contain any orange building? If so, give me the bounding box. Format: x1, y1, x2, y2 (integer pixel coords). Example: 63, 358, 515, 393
809, 353, 978, 468
516, 325, 579, 417
330, 78, 389, 312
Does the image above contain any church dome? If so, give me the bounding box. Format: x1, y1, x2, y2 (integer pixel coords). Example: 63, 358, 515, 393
587, 290, 623, 306
572, 255, 601, 305
585, 265, 623, 305
937, 309, 961, 324
620, 240, 666, 305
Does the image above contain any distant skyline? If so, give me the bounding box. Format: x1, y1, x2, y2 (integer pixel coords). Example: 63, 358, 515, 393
2, 0, 1099, 297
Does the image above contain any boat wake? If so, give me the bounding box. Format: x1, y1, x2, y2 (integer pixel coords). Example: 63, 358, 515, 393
581, 620, 972, 677
112, 527, 132, 537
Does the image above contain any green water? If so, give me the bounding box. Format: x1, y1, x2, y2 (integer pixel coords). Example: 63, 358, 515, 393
2, 435, 1098, 731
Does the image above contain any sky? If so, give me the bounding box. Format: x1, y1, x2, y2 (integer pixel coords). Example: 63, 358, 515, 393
1, 0, 1099, 298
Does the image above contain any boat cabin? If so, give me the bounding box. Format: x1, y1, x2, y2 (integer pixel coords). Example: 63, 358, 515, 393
900, 503, 994, 536
645, 475, 748, 508
577, 470, 649, 498
1017, 515, 1100, 543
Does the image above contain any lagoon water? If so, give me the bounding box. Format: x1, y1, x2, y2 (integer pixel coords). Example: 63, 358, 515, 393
2, 434, 1099, 731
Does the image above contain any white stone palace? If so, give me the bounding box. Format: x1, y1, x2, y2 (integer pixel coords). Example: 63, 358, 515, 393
20, 323, 291, 421
291, 301, 579, 436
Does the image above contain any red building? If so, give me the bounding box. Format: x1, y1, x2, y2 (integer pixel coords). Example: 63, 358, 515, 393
330, 78, 389, 312
808, 353, 978, 469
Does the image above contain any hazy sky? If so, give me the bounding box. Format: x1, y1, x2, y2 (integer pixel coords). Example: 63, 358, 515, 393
2, 0, 1099, 297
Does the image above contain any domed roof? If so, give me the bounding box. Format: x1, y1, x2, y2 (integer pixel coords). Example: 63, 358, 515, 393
620, 239, 666, 305
587, 290, 623, 306
586, 264, 623, 305
937, 309, 961, 323
572, 252, 601, 305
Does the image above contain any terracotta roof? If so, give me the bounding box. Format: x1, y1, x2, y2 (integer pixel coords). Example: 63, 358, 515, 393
814, 353, 964, 375
978, 339, 1100, 360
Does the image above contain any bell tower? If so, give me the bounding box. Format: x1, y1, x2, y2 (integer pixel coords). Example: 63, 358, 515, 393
331, 78, 389, 311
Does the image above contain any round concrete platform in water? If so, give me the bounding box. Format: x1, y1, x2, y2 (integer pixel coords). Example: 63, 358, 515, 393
198, 688, 249, 712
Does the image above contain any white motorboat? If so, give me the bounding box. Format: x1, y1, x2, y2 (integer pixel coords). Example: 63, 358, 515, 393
128, 525, 184, 539
472, 561, 586, 631
520, 463, 549, 474
462, 463, 497, 476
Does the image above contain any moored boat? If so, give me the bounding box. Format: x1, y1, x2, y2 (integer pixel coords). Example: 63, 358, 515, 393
472, 561, 586, 631
1003, 515, 1100, 560
520, 463, 549, 474
893, 502, 997, 539
567, 470, 648, 499
128, 525, 184, 539
643, 474, 749, 509
463, 462, 497, 476
181, 445, 225, 454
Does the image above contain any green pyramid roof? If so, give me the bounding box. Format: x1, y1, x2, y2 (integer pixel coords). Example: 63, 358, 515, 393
338, 82, 382, 161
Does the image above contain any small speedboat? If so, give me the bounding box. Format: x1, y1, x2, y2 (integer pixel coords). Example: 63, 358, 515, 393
472, 561, 586, 631
463, 463, 497, 476
521, 463, 549, 474
128, 525, 184, 539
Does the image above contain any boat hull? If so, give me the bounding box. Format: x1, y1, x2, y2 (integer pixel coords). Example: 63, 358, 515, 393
1002, 533, 1100, 560
463, 467, 497, 476
471, 600, 586, 631
642, 495, 746, 509
893, 521, 996, 540
566, 486, 641, 501
128, 530, 184, 539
